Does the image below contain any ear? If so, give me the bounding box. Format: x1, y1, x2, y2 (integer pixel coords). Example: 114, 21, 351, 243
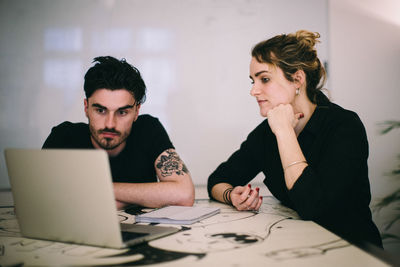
84, 98, 89, 118
133, 104, 141, 121
292, 69, 306, 89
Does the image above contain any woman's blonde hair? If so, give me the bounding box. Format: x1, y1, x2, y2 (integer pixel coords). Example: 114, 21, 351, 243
251, 30, 326, 103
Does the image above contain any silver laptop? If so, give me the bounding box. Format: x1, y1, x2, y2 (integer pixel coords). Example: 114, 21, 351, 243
4, 148, 179, 249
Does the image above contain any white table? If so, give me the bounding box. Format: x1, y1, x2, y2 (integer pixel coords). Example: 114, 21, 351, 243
0, 188, 394, 266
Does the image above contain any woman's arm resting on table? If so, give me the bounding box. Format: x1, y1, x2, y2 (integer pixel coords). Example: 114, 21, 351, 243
211, 182, 262, 211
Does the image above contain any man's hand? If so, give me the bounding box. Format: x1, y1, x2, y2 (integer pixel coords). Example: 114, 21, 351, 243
116, 200, 128, 210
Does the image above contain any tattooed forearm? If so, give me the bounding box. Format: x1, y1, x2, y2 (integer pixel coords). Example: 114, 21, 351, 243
156, 149, 189, 177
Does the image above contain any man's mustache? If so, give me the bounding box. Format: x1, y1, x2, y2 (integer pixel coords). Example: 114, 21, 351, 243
98, 128, 121, 135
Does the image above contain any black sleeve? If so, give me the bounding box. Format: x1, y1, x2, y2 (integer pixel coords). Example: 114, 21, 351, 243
136, 115, 175, 163
42, 122, 91, 149
207, 121, 269, 199
151, 118, 174, 160
288, 112, 370, 221
42, 122, 72, 148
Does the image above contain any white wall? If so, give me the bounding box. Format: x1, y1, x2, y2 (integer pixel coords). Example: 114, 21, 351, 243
0, 0, 328, 188
329, 0, 400, 253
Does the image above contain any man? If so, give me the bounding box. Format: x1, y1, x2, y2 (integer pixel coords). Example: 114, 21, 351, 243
43, 56, 194, 209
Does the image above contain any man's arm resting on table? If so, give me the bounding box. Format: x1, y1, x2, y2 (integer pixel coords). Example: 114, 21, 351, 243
113, 148, 195, 209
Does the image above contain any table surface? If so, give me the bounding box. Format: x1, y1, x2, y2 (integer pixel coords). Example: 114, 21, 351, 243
0, 187, 394, 266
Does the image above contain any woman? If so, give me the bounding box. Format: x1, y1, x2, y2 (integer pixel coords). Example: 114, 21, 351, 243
207, 30, 382, 248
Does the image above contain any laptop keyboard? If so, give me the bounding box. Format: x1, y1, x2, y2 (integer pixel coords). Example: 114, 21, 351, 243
121, 231, 149, 242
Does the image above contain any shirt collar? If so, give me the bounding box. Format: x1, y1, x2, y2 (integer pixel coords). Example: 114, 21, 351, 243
301, 91, 331, 136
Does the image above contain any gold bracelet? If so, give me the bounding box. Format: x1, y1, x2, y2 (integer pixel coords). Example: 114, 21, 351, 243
284, 160, 307, 171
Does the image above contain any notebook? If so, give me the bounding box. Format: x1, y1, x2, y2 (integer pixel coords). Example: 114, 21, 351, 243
4, 148, 179, 249
136, 206, 220, 225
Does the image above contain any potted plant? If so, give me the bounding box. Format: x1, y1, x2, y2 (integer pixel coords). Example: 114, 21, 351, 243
374, 120, 400, 245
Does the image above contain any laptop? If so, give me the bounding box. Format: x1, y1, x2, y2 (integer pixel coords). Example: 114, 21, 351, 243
4, 148, 179, 249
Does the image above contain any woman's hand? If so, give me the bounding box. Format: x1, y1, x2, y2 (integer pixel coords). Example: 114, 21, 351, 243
231, 184, 263, 211
267, 104, 303, 135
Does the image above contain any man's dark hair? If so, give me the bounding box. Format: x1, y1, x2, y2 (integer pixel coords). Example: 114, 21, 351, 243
84, 56, 146, 104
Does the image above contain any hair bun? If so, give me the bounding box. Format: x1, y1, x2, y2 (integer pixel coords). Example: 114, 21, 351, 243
295, 30, 320, 49
251, 30, 326, 103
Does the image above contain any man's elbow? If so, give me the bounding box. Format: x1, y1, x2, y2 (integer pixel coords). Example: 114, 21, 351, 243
178, 188, 195, 206
184, 195, 195, 206
176, 182, 195, 206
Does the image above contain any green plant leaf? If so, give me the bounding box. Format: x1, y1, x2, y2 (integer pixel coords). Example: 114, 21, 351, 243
375, 120, 400, 239
390, 169, 400, 176
373, 189, 400, 212
384, 213, 400, 230
380, 233, 400, 242
378, 120, 400, 135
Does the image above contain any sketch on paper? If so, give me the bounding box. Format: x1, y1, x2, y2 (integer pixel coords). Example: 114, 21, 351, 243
265, 239, 350, 260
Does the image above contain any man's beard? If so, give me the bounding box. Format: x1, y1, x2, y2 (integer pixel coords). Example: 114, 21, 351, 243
89, 126, 129, 151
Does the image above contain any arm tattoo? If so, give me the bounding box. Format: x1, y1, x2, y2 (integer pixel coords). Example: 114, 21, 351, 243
156, 149, 189, 177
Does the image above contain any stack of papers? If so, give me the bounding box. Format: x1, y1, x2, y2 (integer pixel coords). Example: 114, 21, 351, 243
135, 206, 220, 225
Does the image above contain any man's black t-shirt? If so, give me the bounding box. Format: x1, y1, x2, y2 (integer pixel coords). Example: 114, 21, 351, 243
42, 115, 174, 183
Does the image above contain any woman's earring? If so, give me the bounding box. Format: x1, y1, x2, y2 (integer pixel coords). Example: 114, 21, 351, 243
296, 88, 300, 95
